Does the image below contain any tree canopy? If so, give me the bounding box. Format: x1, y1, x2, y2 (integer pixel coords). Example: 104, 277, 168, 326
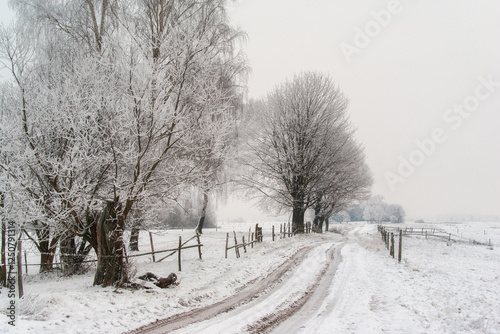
241, 72, 372, 233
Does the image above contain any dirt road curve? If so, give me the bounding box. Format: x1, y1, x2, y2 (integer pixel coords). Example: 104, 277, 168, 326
127, 240, 346, 334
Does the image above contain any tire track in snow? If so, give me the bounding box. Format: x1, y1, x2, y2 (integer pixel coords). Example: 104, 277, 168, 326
127, 240, 333, 334
267, 242, 346, 334
271, 225, 374, 334
168, 242, 339, 334
294, 243, 359, 334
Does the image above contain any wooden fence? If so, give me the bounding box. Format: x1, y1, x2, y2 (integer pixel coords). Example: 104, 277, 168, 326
225, 222, 315, 259
145, 233, 203, 272
378, 225, 403, 262
11, 232, 203, 296
225, 230, 257, 259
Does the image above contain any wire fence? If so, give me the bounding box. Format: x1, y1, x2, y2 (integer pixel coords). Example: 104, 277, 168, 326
6, 232, 203, 276
377, 224, 495, 263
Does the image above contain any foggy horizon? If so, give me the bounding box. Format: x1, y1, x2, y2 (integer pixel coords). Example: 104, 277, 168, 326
226, 0, 500, 220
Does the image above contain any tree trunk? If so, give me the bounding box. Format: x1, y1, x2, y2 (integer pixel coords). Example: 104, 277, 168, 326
60, 234, 92, 276
292, 205, 305, 234
195, 190, 209, 235
39, 243, 57, 272
317, 216, 325, 234
313, 202, 321, 232
35, 226, 59, 273
93, 200, 128, 287
81, 211, 99, 254
325, 217, 330, 232
60, 235, 76, 275
129, 226, 140, 251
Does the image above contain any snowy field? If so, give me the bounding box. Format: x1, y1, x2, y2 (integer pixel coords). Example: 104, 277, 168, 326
301, 222, 500, 334
1, 221, 499, 333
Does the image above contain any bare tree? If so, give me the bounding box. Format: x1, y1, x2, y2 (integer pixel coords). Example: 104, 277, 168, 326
312, 138, 373, 232
242, 72, 371, 233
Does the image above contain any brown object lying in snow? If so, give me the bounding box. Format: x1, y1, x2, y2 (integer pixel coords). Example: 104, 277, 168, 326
138, 272, 178, 288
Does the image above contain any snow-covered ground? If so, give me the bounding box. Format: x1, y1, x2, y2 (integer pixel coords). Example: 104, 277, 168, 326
1, 221, 499, 334
295, 222, 500, 334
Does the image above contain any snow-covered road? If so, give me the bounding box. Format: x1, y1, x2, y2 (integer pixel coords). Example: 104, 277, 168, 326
171, 242, 339, 334
133, 240, 344, 334
135, 223, 500, 334
135, 227, 360, 334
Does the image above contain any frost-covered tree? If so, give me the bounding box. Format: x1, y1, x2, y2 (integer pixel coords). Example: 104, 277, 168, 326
361, 195, 405, 224
0, 16, 111, 272
191, 62, 247, 235
348, 204, 364, 221
242, 72, 371, 233
1, 0, 246, 286
311, 137, 372, 232
333, 210, 350, 223
362, 195, 388, 223
387, 204, 406, 224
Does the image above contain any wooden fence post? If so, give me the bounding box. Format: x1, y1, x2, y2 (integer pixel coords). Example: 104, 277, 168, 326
149, 231, 156, 263
272, 225, 275, 241
225, 233, 229, 259
196, 234, 202, 260
178, 236, 182, 271
242, 236, 247, 253
17, 240, 23, 298
398, 230, 402, 263
280, 224, 283, 239
233, 231, 240, 258
390, 233, 395, 258
24, 251, 28, 274
251, 232, 254, 248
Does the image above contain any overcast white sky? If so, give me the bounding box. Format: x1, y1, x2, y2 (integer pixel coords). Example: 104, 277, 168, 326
1, 1, 499, 220
226, 0, 500, 219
